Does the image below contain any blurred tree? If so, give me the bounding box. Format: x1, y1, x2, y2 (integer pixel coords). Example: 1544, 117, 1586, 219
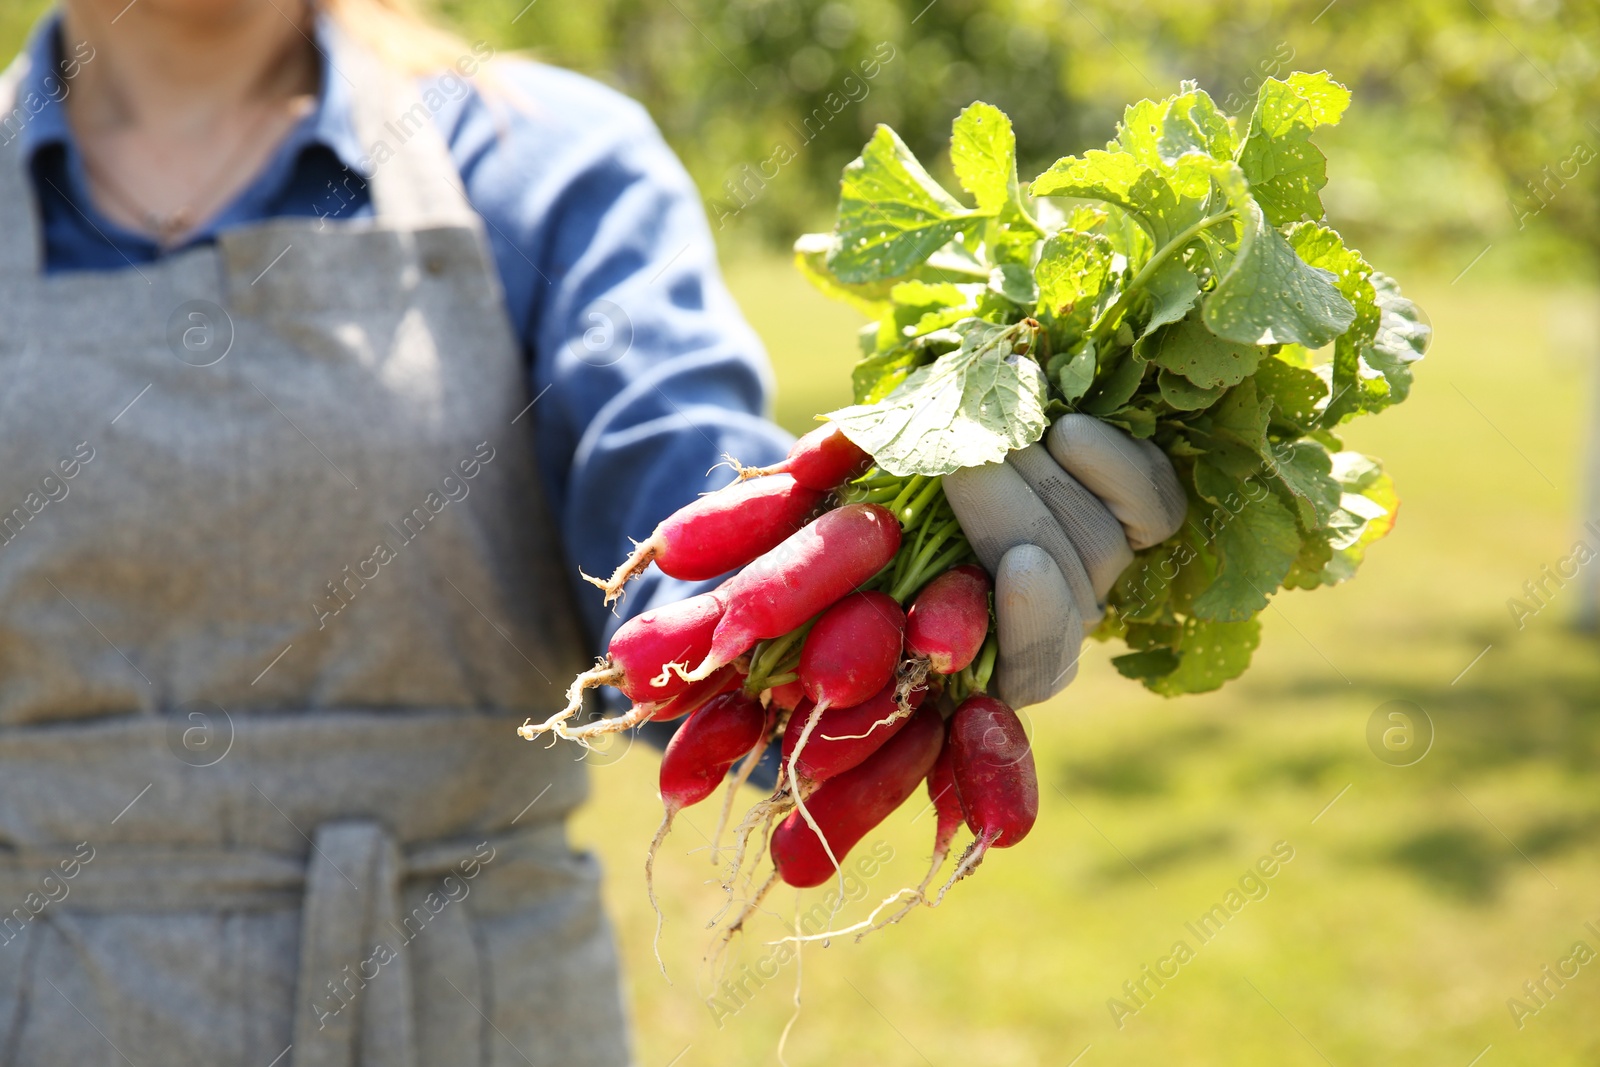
1066, 0, 1600, 272
2, 0, 1593, 271
443, 0, 1597, 273
1330, 0, 1599, 271
443, 0, 1119, 246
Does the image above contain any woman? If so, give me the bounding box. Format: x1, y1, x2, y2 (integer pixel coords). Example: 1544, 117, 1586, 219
0, 0, 1182, 1063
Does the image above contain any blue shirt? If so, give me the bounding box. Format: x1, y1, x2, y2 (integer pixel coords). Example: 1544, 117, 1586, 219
7, 13, 792, 690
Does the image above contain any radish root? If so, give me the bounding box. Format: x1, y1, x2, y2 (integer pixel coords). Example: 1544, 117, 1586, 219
720, 869, 780, 942
710, 741, 766, 865
552, 699, 656, 744
645, 807, 676, 981
935, 828, 999, 905
787, 701, 856, 929
776, 895, 804, 1067
818, 703, 912, 742
732, 457, 787, 482
820, 659, 927, 742
896, 657, 930, 713
785, 703, 847, 894
518, 660, 622, 738
721, 792, 793, 898
761, 887, 924, 945
581, 536, 661, 605
773, 819, 957, 947
743, 786, 805, 880
853, 834, 956, 939
704, 870, 781, 989
663, 652, 725, 686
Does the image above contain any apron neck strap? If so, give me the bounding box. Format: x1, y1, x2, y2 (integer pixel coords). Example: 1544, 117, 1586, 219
328, 22, 479, 231
0, 55, 46, 275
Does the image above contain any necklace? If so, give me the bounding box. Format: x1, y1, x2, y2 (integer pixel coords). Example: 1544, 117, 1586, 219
78, 98, 307, 248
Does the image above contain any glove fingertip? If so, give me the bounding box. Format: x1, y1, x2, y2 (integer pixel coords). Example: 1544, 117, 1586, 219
1129, 438, 1189, 549
995, 544, 1085, 708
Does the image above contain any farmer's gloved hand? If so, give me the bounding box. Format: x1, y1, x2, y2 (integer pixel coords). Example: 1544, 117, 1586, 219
942, 414, 1187, 708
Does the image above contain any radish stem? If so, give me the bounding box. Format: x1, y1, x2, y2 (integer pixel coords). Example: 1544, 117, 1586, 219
887, 475, 928, 516
889, 519, 972, 602
898, 475, 945, 527
745, 618, 815, 694
1089, 208, 1236, 347
971, 636, 998, 692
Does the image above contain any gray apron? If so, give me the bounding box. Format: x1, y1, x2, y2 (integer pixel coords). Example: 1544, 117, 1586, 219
0, 39, 629, 1067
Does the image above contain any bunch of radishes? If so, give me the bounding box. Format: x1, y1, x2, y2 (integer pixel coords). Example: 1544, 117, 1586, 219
519, 423, 1039, 935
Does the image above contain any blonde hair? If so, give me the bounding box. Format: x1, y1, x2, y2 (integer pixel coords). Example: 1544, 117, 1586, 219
318, 0, 484, 77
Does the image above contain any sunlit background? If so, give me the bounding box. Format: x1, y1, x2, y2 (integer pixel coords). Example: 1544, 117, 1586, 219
5, 1, 1597, 1063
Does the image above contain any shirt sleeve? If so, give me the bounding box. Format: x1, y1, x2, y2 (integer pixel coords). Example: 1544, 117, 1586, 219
447, 68, 793, 667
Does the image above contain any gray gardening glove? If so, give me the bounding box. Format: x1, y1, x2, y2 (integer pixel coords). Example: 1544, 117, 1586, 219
943, 414, 1187, 708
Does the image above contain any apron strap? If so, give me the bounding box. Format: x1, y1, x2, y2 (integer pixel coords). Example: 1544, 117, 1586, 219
0, 54, 44, 276
326, 22, 480, 232
290, 820, 417, 1067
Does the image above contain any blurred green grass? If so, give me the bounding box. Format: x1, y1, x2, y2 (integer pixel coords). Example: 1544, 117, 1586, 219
570, 256, 1600, 1066
7, 3, 1595, 1060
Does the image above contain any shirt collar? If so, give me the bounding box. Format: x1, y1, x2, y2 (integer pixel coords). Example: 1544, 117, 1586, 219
12, 10, 370, 176
11, 12, 76, 164
301, 17, 369, 176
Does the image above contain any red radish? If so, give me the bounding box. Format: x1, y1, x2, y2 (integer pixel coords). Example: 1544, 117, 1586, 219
520, 590, 726, 738
649, 662, 746, 724
584, 475, 825, 604
949, 695, 1037, 844
781, 681, 926, 786
784, 588, 905, 864
785, 590, 904, 791
765, 678, 805, 712
657, 692, 771, 815
797, 591, 905, 710
672, 503, 902, 684
905, 564, 992, 674
924, 729, 966, 878
737, 424, 872, 491
856, 724, 967, 938
939, 695, 1038, 900
646, 690, 770, 974
770, 704, 944, 888
626, 662, 745, 729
